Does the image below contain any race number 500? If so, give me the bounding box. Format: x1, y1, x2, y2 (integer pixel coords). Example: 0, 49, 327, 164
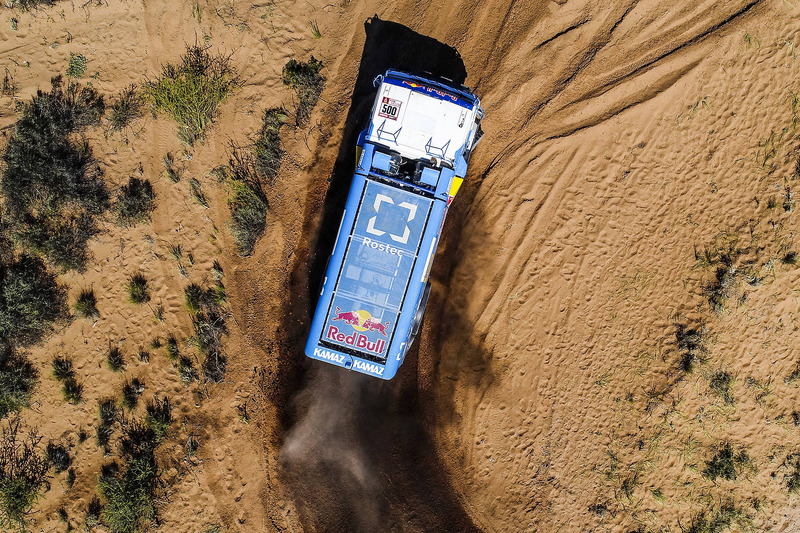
378, 97, 402, 120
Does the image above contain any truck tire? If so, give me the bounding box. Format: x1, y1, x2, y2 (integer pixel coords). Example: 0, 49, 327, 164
410, 282, 432, 342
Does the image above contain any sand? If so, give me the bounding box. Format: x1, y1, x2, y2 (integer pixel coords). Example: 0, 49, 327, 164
3, 0, 800, 531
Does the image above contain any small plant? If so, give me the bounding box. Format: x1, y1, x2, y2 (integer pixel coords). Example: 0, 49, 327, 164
703, 442, 753, 482
178, 356, 198, 383
0, 420, 50, 530
137, 348, 150, 364
152, 304, 165, 323
52, 356, 74, 381
211, 260, 223, 281
98, 398, 118, 426
109, 84, 145, 131
676, 323, 709, 373
309, 20, 321, 38
106, 347, 125, 372
114, 177, 156, 227
783, 251, 798, 266
226, 150, 268, 256
121, 378, 144, 410
282, 57, 325, 125
165, 334, 179, 361
45, 440, 71, 473
709, 370, 735, 405
144, 44, 240, 145
66, 53, 87, 78
84, 496, 102, 530
66, 467, 75, 488
162, 152, 181, 183
144, 396, 172, 443
685, 500, 752, 533
189, 178, 209, 208
786, 453, 800, 494
253, 107, 286, 183
126, 273, 150, 304
0, 346, 38, 418
62, 377, 83, 404
186, 435, 199, 456
236, 402, 249, 424
95, 424, 113, 449
184, 283, 205, 313
73, 288, 99, 319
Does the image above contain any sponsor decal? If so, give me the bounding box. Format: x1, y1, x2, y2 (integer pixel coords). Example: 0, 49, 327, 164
353, 359, 384, 376
378, 97, 402, 120
331, 307, 389, 335
402, 80, 459, 103
313, 347, 346, 364
361, 237, 402, 256
326, 325, 386, 355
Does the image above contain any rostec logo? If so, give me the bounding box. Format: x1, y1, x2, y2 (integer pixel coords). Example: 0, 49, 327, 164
362, 237, 402, 256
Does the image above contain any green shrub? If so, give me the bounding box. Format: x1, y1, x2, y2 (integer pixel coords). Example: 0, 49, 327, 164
84, 496, 102, 530
253, 107, 286, 183
51, 356, 73, 381
9, 0, 55, 10
98, 452, 156, 533
685, 500, 751, 533
144, 396, 172, 443
0, 346, 37, 418
121, 378, 144, 411
106, 347, 125, 372
45, 440, 71, 473
225, 151, 268, 256
144, 45, 240, 145
676, 323, 708, 373
709, 370, 735, 405
189, 178, 209, 208
114, 178, 155, 227
162, 153, 181, 183
177, 357, 197, 383
66, 54, 87, 78
98, 398, 118, 426
73, 288, 99, 319
62, 376, 83, 404
96, 424, 113, 449
282, 57, 325, 125
1, 77, 107, 272
0, 420, 49, 530
164, 335, 179, 361
109, 84, 145, 132
703, 442, 753, 482
0, 255, 68, 345
125, 274, 150, 304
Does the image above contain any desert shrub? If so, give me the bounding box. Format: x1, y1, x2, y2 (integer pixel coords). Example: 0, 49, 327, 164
62, 376, 83, 404
0, 346, 37, 418
96, 424, 113, 449
9, 0, 55, 10
177, 357, 198, 383
125, 274, 150, 304
225, 151, 268, 256
0, 420, 49, 530
709, 370, 735, 405
0, 255, 68, 345
73, 288, 99, 319
253, 107, 286, 182
703, 259, 738, 314
84, 496, 102, 529
144, 45, 240, 145
114, 178, 155, 227
211, 260, 223, 281
1, 77, 107, 272
98, 398, 119, 427
121, 378, 144, 411
106, 347, 125, 372
184, 282, 227, 382
189, 178, 209, 208
164, 335, 179, 361
703, 443, 753, 482
97, 452, 157, 533
66, 53, 87, 78
66, 467, 75, 488
281, 57, 325, 124
676, 323, 709, 373
144, 396, 172, 443
51, 356, 73, 381
45, 440, 71, 473
685, 500, 751, 533
162, 153, 181, 183
184, 284, 205, 313
109, 84, 145, 132
137, 348, 150, 364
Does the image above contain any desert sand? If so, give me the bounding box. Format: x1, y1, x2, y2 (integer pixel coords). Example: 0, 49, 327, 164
2, 0, 800, 531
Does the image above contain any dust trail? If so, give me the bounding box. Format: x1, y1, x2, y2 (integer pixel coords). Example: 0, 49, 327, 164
281, 368, 382, 532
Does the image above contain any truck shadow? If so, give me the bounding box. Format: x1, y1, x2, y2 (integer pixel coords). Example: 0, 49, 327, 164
277, 16, 489, 533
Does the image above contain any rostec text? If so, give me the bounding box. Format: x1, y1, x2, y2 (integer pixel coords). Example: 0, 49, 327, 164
361, 237, 402, 256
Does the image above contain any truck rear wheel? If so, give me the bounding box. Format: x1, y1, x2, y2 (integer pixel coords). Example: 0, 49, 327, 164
409, 282, 432, 345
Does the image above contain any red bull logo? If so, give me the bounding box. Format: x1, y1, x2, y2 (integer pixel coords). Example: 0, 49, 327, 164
328, 307, 390, 355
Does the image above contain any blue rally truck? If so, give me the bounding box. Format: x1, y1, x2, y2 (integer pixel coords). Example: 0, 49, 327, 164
305, 69, 484, 379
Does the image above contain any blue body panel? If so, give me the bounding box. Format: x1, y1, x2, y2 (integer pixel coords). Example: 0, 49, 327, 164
304, 70, 481, 380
